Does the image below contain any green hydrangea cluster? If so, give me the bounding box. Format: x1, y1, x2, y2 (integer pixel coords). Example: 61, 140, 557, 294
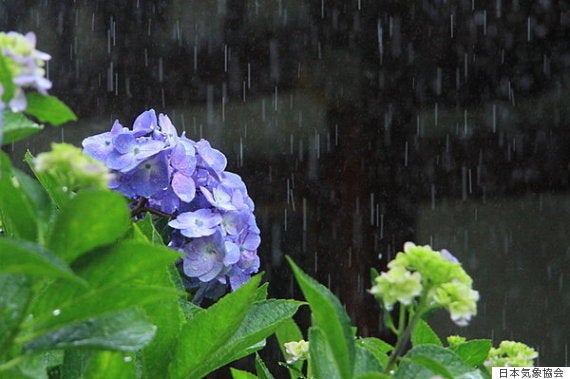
34, 143, 112, 192
484, 340, 538, 368
370, 242, 479, 326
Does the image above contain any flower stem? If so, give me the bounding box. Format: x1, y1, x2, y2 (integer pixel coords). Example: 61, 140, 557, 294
383, 299, 428, 374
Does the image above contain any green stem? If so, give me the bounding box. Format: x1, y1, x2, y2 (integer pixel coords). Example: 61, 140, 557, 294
383, 294, 431, 374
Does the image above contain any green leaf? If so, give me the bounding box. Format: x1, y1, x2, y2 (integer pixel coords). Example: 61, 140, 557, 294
62, 350, 136, 379
133, 213, 165, 245
24, 308, 156, 353
138, 251, 186, 379
0, 54, 14, 102
255, 282, 269, 301
26, 285, 178, 340
24, 150, 68, 209
230, 368, 258, 379
15, 350, 63, 379
395, 345, 486, 379
0, 274, 31, 352
255, 353, 275, 379
450, 339, 492, 367
0, 151, 38, 240
13, 167, 53, 227
308, 326, 338, 378
73, 240, 182, 288
0, 238, 85, 284
214, 299, 302, 366
287, 256, 355, 379
354, 343, 383, 376
24, 93, 77, 126
275, 317, 305, 378
1, 110, 44, 145
411, 319, 443, 347
46, 190, 131, 263
168, 275, 261, 379
355, 338, 392, 370
355, 374, 393, 379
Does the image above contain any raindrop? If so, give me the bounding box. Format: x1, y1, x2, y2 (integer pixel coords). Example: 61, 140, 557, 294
52, 309, 61, 316
61, 186, 68, 193
123, 356, 133, 363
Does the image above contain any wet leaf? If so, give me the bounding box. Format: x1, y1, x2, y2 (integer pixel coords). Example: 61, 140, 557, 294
0, 274, 31, 351
0, 238, 84, 284
24, 93, 77, 126
411, 319, 443, 347
1, 110, 44, 145
287, 256, 355, 379
168, 275, 261, 379
46, 190, 130, 263
0, 151, 38, 240
24, 308, 156, 352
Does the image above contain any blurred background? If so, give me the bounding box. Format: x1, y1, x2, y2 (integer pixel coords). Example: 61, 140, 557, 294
1, 0, 568, 374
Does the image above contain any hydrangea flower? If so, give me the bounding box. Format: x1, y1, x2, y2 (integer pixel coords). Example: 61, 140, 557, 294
34, 143, 112, 191
484, 340, 538, 368
284, 340, 310, 364
82, 109, 260, 300
0, 31, 52, 112
370, 242, 479, 326
369, 266, 422, 311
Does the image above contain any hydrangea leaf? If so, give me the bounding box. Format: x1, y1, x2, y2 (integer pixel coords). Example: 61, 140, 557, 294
287, 256, 355, 379
24, 93, 77, 126
395, 345, 486, 379
0, 151, 38, 240
24, 308, 156, 353
355, 338, 393, 370
73, 240, 182, 288
1, 109, 44, 145
168, 275, 261, 379
308, 326, 338, 378
211, 299, 302, 368
0, 274, 31, 351
449, 339, 492, 367
275, 317, 305, 378
23, 285, 178, 346
411, 319, 443, 347
46, 190, 131, 263
62, 350, 137, 379
0, 238, 85, 284
353, 343, 384, 376
230, 368, 258, 379
254, 354, 275, 379
138, 253, 186, 379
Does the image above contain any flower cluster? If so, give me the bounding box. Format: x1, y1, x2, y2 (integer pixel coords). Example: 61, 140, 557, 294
34, 143, 112, 192
370, 242, 479, 326
0, 31, 52, 112
484, 340, 538, 368
82, 110, 260, 298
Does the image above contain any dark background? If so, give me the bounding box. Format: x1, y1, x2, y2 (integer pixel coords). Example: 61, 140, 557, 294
2, 0, 569, 375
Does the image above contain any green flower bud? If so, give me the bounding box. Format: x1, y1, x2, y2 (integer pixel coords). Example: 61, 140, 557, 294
369, 265, 422, 311
447, 335, 467, 347
484, 340, 538, 368
284, 340, 310, 364
34, 143, 112, 192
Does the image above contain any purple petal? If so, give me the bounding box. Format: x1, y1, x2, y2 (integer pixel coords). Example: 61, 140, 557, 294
168, 209, 222, 238
133, 109, 157, 137
172, 172, 196, 203
195, 139, 227, 174
224, 241, 240, 265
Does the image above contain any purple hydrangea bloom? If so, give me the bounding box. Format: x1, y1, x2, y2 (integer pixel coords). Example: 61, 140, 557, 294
82, 109, 261, 301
